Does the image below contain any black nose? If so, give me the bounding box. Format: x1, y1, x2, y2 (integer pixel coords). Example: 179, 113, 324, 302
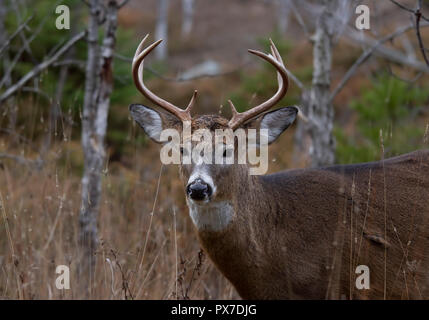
186, 179, 212, 201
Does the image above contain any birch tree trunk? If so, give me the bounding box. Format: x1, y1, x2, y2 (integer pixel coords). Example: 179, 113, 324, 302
277, 0, 291, 34
155, 0, 169, 60
294, 0, 336, 168
79, 0, 120, 291
181, 0, 194, 38
79, 0, 101, 288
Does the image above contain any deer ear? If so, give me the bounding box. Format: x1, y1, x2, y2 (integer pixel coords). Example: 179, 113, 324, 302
129, 104, 181, 143
244, 106, 298, 144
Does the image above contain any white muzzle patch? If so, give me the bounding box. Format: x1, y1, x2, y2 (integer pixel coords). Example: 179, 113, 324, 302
187, 200, 234, 232
186, 167, 233, 231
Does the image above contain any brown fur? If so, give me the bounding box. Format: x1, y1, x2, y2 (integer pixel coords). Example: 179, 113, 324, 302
196, 149, 429, 299
136, 111, 429, 299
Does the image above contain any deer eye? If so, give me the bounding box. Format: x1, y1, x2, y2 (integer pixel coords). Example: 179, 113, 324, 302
180, 147, 186, 156
223, 147, 234, 158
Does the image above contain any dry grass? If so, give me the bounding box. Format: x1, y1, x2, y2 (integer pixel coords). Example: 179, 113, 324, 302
0, 120, 244, 299
0, 93, 297, 300
1, 0, 428, 299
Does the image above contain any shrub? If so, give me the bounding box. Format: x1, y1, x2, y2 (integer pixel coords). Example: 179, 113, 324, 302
336, 74, 429, 164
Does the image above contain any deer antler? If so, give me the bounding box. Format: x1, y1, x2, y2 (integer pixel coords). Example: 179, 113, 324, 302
132, 34, 196, 122
228, 39, 289, 130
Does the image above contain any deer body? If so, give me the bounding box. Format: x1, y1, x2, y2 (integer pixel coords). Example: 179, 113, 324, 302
129, 35, 429, 299
192, 150, 429, 299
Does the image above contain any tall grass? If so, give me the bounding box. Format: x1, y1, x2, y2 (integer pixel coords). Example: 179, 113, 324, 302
0, 97, 246, 299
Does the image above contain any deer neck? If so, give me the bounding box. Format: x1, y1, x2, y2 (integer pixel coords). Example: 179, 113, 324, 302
188, 174, 271, 256
187, 199, 234, 232
187, 174, 267, 235
189, 175, 275, 297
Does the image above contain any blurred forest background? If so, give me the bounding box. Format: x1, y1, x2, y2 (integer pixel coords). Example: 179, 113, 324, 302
0, 0, 428, 299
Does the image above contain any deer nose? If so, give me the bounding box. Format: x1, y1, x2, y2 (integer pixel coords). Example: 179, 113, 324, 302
186, 179, 212, 201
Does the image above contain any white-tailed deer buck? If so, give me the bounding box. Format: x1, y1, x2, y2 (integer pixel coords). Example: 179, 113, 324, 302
129, 35, 429, 299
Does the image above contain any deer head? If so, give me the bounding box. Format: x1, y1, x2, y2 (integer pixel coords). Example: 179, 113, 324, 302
129, 35, 297, 229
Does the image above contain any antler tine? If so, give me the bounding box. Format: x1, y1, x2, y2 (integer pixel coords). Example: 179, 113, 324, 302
185, 90, 198, 113
132, 35, 193, 122
269, 39, 283, 86
228, 41, 289, 130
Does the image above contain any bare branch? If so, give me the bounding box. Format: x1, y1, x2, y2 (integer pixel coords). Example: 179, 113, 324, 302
21, 86, 51, 101
386, 64, 423, 84
389, 0, 429, 22
0, 12, 50, 89
415, 7, 429, 67
0, 152, 43, 169
0, 15, 33, 57
9, 1, 39, 66
114, 52, 251, 82
389, 0, 429, 67
331, 23, 429, 101
52, 59, 86, 69
289, 0, 311, 40
284, 67, 305, 91
117, 0, 130, 9
390, 0, 415, 14
0, 31, 86, 104
0, 128, 40, 152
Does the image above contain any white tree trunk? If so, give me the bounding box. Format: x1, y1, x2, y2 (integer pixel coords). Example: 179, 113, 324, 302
155, 0, 169, 60
181, 0, 194, 38
277, 0, 291, 34
294, 0, 337, 167
79, 0, 101, 287
79, 0, 120, 290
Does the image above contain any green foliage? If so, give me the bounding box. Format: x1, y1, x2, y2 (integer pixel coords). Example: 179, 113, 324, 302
1, 0, 158, 155
335, 74, 429, 164
2, 0, 86, 107
228, 33, 300, 112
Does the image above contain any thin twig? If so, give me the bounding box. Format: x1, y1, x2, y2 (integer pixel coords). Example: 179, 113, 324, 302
0, 191, 23, 299
174, 206, 178, 300
289, 0, 311, 40
0, 15, 33, 56
389, 0, 429, 67
0, 12, 49, 89
389, 0, 429, 22
386, 64, 424, 83
43, 193, 65, 251
114, 52, 250, 82
0, 31, 86, 104
415, 5, 429, 67
117, 0, 130, 9
331, 22, 429, 101
0, 152, 43, 168
133, 164, 163, 285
